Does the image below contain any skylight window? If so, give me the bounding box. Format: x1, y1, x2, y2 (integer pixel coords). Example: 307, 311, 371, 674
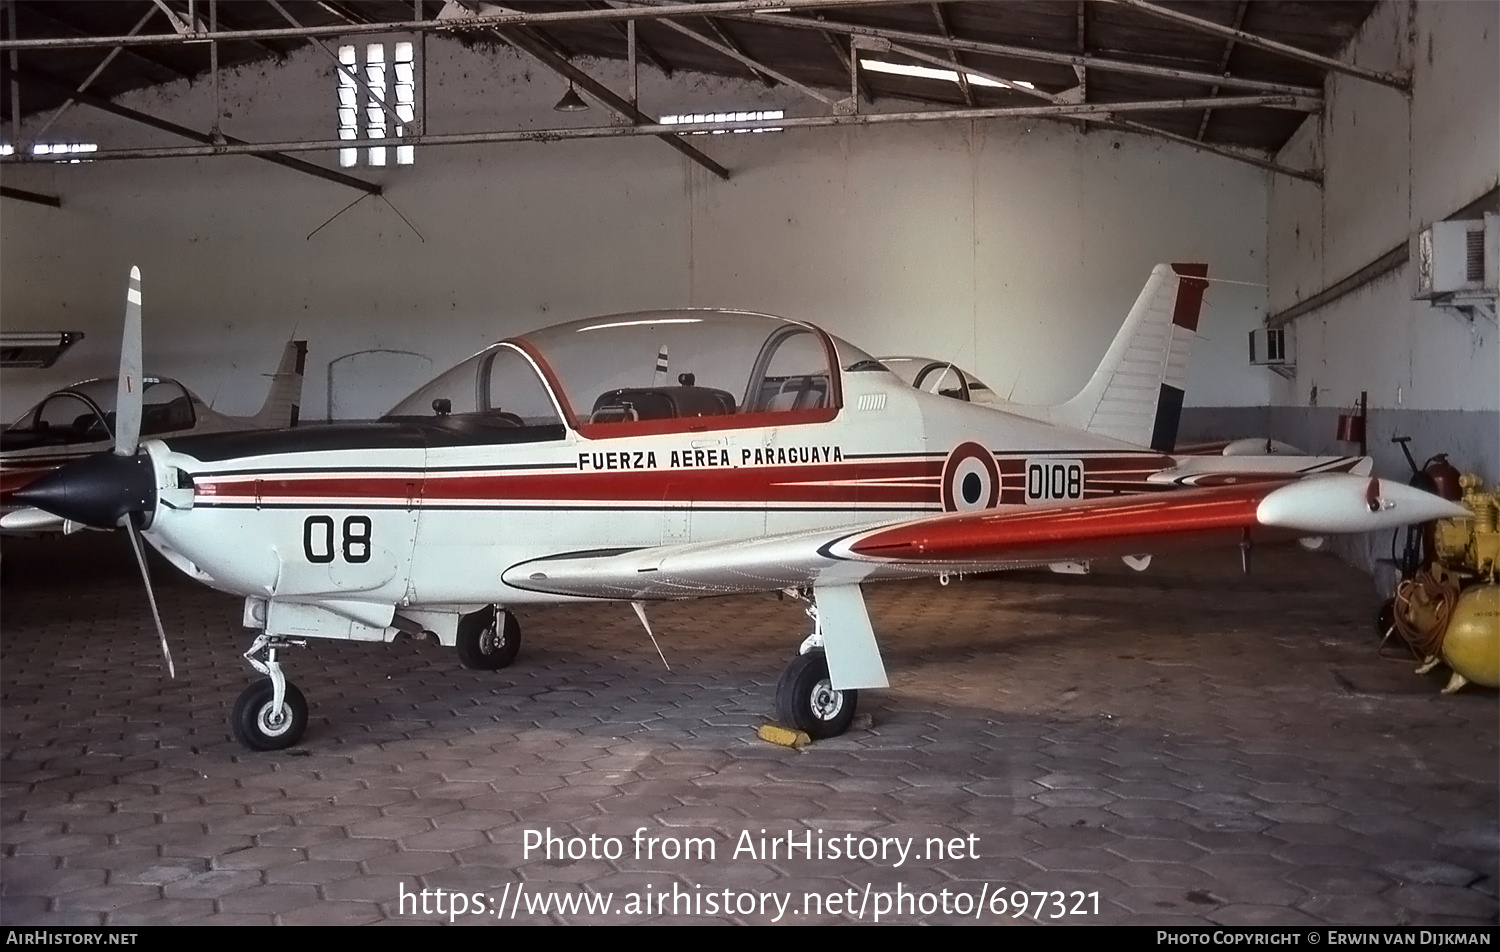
660, 111, 784, 134
0, 142, 98, 163
860, 59, 1035, 91
337, 41, 417, 168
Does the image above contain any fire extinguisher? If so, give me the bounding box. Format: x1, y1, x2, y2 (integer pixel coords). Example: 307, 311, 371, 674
1390, 436, 1463, 576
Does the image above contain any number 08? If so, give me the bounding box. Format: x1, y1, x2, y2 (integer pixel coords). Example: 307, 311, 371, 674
303, 515, 373, 564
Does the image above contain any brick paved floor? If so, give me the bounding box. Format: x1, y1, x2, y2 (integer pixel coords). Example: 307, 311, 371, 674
1, 534, 1495, 925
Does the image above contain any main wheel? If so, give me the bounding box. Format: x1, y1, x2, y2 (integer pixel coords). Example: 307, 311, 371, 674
231, 679, 308, 751
775, 650, 857, 739
456, 605, 521, 670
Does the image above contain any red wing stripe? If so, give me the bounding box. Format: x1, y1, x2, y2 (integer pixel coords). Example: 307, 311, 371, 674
849, 482, 1282, 561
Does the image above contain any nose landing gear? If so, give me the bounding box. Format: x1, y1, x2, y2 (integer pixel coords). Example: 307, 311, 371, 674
231, 633, 308, 751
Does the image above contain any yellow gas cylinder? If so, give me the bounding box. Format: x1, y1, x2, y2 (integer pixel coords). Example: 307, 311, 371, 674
1439, 583, 1500, 693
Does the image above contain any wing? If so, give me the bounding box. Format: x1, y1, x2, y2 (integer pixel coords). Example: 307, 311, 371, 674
502, 474, 1467, 600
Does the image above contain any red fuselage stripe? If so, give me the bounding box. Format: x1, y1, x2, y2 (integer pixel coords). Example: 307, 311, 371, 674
195, 456, 1168, 506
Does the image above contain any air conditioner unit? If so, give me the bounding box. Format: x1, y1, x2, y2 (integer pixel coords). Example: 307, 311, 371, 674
1249, 326, 1294, 378
1416, 213, 1498, 297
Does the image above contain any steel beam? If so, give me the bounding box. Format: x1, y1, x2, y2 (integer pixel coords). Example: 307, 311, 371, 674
1103, 118, 1320, 184
29, 4, 160, 144
589, 4, 674, 77
1103, 0, 1410, 93
266, 0, 411, 134
18, 66, 381, 194
873, 40, 1317, 183
0, 0, 917, 51
1196, 0, 1249, 141
929, 3, 971, 108
1268, 244, 1407, 328
643, 13, 833, 105
822, 28, 872, 103
704, 17, 773, 87
19, 5, 195, 80
1, 185, 60, 207
0, 95, 1318, 165
493, 26, 730, 179
734, 12, 1325, 99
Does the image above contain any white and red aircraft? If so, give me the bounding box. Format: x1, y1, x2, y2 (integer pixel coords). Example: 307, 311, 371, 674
11, 265, 1465, 751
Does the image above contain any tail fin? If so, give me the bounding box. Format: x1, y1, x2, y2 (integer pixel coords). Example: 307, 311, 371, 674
1047, 263, 1207, 450
250, 340, 308, 429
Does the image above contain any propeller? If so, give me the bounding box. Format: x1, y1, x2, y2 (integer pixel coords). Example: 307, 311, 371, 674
115, 266, 144, 457
117, 267, 173, 676
13, 266, 175, 677
124, 513, 175, 678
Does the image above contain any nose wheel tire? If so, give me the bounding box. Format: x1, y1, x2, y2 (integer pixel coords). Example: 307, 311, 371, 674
231, 679, 308, 751
456, 605, 522, 671
775, 650, 857, 739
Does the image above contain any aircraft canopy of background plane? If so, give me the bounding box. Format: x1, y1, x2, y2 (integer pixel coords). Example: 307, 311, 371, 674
4, 377, 196, 450
383, 311, 883, 435
0, 339, 306, 535
878, 356, 1000, 406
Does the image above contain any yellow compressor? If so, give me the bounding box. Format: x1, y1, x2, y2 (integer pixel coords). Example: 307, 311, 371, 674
1395, 474, 1499, 692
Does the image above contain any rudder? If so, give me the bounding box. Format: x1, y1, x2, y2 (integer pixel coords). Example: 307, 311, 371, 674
1048, 263, 1206, 450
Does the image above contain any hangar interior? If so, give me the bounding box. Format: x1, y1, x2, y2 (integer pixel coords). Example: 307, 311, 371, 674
0, 0, 1497, 928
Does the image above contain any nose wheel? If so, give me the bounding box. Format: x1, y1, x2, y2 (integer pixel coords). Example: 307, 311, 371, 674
232, 633, 308, 751
775, 649, 857, 739
231, 679, 308, 751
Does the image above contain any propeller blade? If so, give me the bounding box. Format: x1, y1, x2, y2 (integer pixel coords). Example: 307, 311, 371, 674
114, 266, 144, 457
123, 515, 175, 678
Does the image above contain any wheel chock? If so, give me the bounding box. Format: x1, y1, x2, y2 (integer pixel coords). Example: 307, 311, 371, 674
757, 723, 811, 748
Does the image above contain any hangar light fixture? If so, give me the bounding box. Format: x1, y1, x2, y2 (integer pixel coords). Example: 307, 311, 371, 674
859, 59, 1034, 91
553, 84, 590, 112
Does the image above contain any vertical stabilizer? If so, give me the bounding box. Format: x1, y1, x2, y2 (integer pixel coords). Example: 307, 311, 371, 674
250, 340, 308, 429
1046, 263, 1206, 450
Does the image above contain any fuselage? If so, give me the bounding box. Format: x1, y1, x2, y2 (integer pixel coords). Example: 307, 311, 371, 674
141, 338, 1171, 613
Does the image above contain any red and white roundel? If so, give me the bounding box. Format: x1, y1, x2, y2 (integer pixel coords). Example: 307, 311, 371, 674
941, 441, 1000, 512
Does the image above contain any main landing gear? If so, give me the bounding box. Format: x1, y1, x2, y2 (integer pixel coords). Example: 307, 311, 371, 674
231, 633, 309, 751
773, 597, 858, 739
455, 605, 522, 671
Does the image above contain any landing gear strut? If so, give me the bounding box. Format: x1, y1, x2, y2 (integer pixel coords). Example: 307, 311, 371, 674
231, 634, 308, 750
455, 605, 522, 670
773, 595, 858, 739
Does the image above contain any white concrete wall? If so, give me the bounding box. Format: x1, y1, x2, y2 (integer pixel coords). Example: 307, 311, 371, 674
1255, 0, 1499, 589
1268, 0, 1499, 423
1, 37, 1271, 422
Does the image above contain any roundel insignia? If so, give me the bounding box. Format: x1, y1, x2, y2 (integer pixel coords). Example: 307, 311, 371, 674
940, 441, 1000, 513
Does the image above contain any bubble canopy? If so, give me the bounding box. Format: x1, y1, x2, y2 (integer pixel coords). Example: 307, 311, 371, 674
386, 310, 884, 437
